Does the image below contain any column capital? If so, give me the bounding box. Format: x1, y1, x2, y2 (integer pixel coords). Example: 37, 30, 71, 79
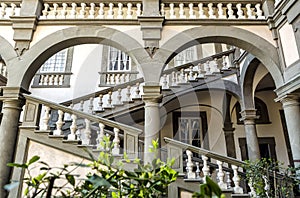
239, 109, 259, 124
276, 94, 300, 108
142, 85, 162, 103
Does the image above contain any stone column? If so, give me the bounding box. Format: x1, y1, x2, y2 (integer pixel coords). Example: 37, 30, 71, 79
0, 87, 25, 197
240, 109, 261, 160
142, 84, 162, 164
279, 94, 300, 168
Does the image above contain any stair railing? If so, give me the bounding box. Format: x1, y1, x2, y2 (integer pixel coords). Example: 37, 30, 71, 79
22, 94, 142, 159
164, 137, 245, 194
60, 48, 236, 114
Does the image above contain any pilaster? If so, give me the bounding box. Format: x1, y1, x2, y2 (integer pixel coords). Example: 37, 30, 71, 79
240, 109, 261, 160
142, 85, 162, 164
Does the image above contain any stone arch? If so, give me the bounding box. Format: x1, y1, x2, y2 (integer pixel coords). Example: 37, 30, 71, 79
155, 26, 284, 88
7, 26, 148, 90
0, 36, 18, 64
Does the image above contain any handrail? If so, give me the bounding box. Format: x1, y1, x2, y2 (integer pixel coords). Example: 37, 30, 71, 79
60, 77, 144, 106
24, 94, 143, 135
61, 48, 236, 107
164, 137, 245, 167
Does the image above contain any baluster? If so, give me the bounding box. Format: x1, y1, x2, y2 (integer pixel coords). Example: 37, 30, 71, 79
79, 100, 84, 111
169, 3, 176, 19
97, 3, 105, 19
82, 119, 91, 145
179, 69, 186, 84
117, 3, 123, 19
111, 73, 115, 84
106, 91, 113, 108
236, 4, 245, 19
98, 94, 104, 111
112, 128, 120, 155
136, 3, 142, 16
88, 97, 94, 113
106, 73, 111, 84
195, 162, 201, 179
162, 74, 168, 89
179, 3, 186, 19
227, 3, 236, 19
212, 58, 220, 73
60, 3, 67, 19
68, 114, 77, 141
170, 71, 177, 86
97, 123, 105, 150
197, 63, 205, 79
255, 4, 264, 19
124, 86, 132, 102
217, 160, 227, 189
160, 3, 165, 16
202, 155, 210, 178
59, 75, 64, 85
222, 56, 229, 70
70, 3, 77, 18
52, 3, 59, 19
44, 75, 49, 85
248, 178, 257, 197
40, 106, 51, 131
126, 3, 133, 19
10, 3, 16, 16
78, 3, 86, 18
41, 3, 49, 19
188, 3, 196, 19
53, 75, 58, 85
226, 172, 232, 189
208, 3, 216, 19
217, 3, 226, 19
0, 3, 7, 18
232, 165, 243, 194
133, 82, 141, 99
246, 4, 255, 19
204, 61, 212, 75
186, 150, 195, 179
114, 88, 123, 105
198, 3, 206, 19
39, 75, 44, 85
53, 110, 64, 136
189, 66, 195, 81
107, 3, 114, 19
88, 3, 96, 19
64, 104, 73, 121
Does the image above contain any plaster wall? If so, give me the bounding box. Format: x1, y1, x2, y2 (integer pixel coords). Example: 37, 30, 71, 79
0, 26, 15, 46
278, 22, 299, 67
31, 26, 73, 46
253, 64, 269, 92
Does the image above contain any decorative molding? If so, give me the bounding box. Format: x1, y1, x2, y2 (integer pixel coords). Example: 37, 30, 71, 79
142, 85, 162, 103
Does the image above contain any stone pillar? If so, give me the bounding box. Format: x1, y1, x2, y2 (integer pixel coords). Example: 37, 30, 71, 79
0, 87, 25, 197
279, 94, 300, 168
240, 109, 261, 160
142, 84, 162, 164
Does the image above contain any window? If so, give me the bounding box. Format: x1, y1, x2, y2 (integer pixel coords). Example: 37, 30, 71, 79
108, 47, 131, 71
173, 111, 209, 149
174, 46, 197, 66
40, 49, 67, 72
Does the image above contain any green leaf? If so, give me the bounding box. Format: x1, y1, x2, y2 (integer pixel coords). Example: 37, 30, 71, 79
66, 174, 75, 186
28, 155, 40, 166
205, 176, 222, 196
7, 162, 28, 168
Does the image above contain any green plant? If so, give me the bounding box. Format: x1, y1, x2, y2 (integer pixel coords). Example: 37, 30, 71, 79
243, 158, 300, 197
193, 176, 225, 198
5, 137, 178, 198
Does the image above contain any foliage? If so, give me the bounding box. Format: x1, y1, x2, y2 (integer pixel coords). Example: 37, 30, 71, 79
243, 158, 300, 197
193, 176, 225, 198
5, 137, 178, 198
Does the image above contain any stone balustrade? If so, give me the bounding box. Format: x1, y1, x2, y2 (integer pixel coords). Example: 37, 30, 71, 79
99, 71, 139, 85
160, 2, 265, 20
32, 72, 72, 87
0, 3, 21, 19
22, 94, 142, 159
164, 137, 245, 194
40, 2, 142, 19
